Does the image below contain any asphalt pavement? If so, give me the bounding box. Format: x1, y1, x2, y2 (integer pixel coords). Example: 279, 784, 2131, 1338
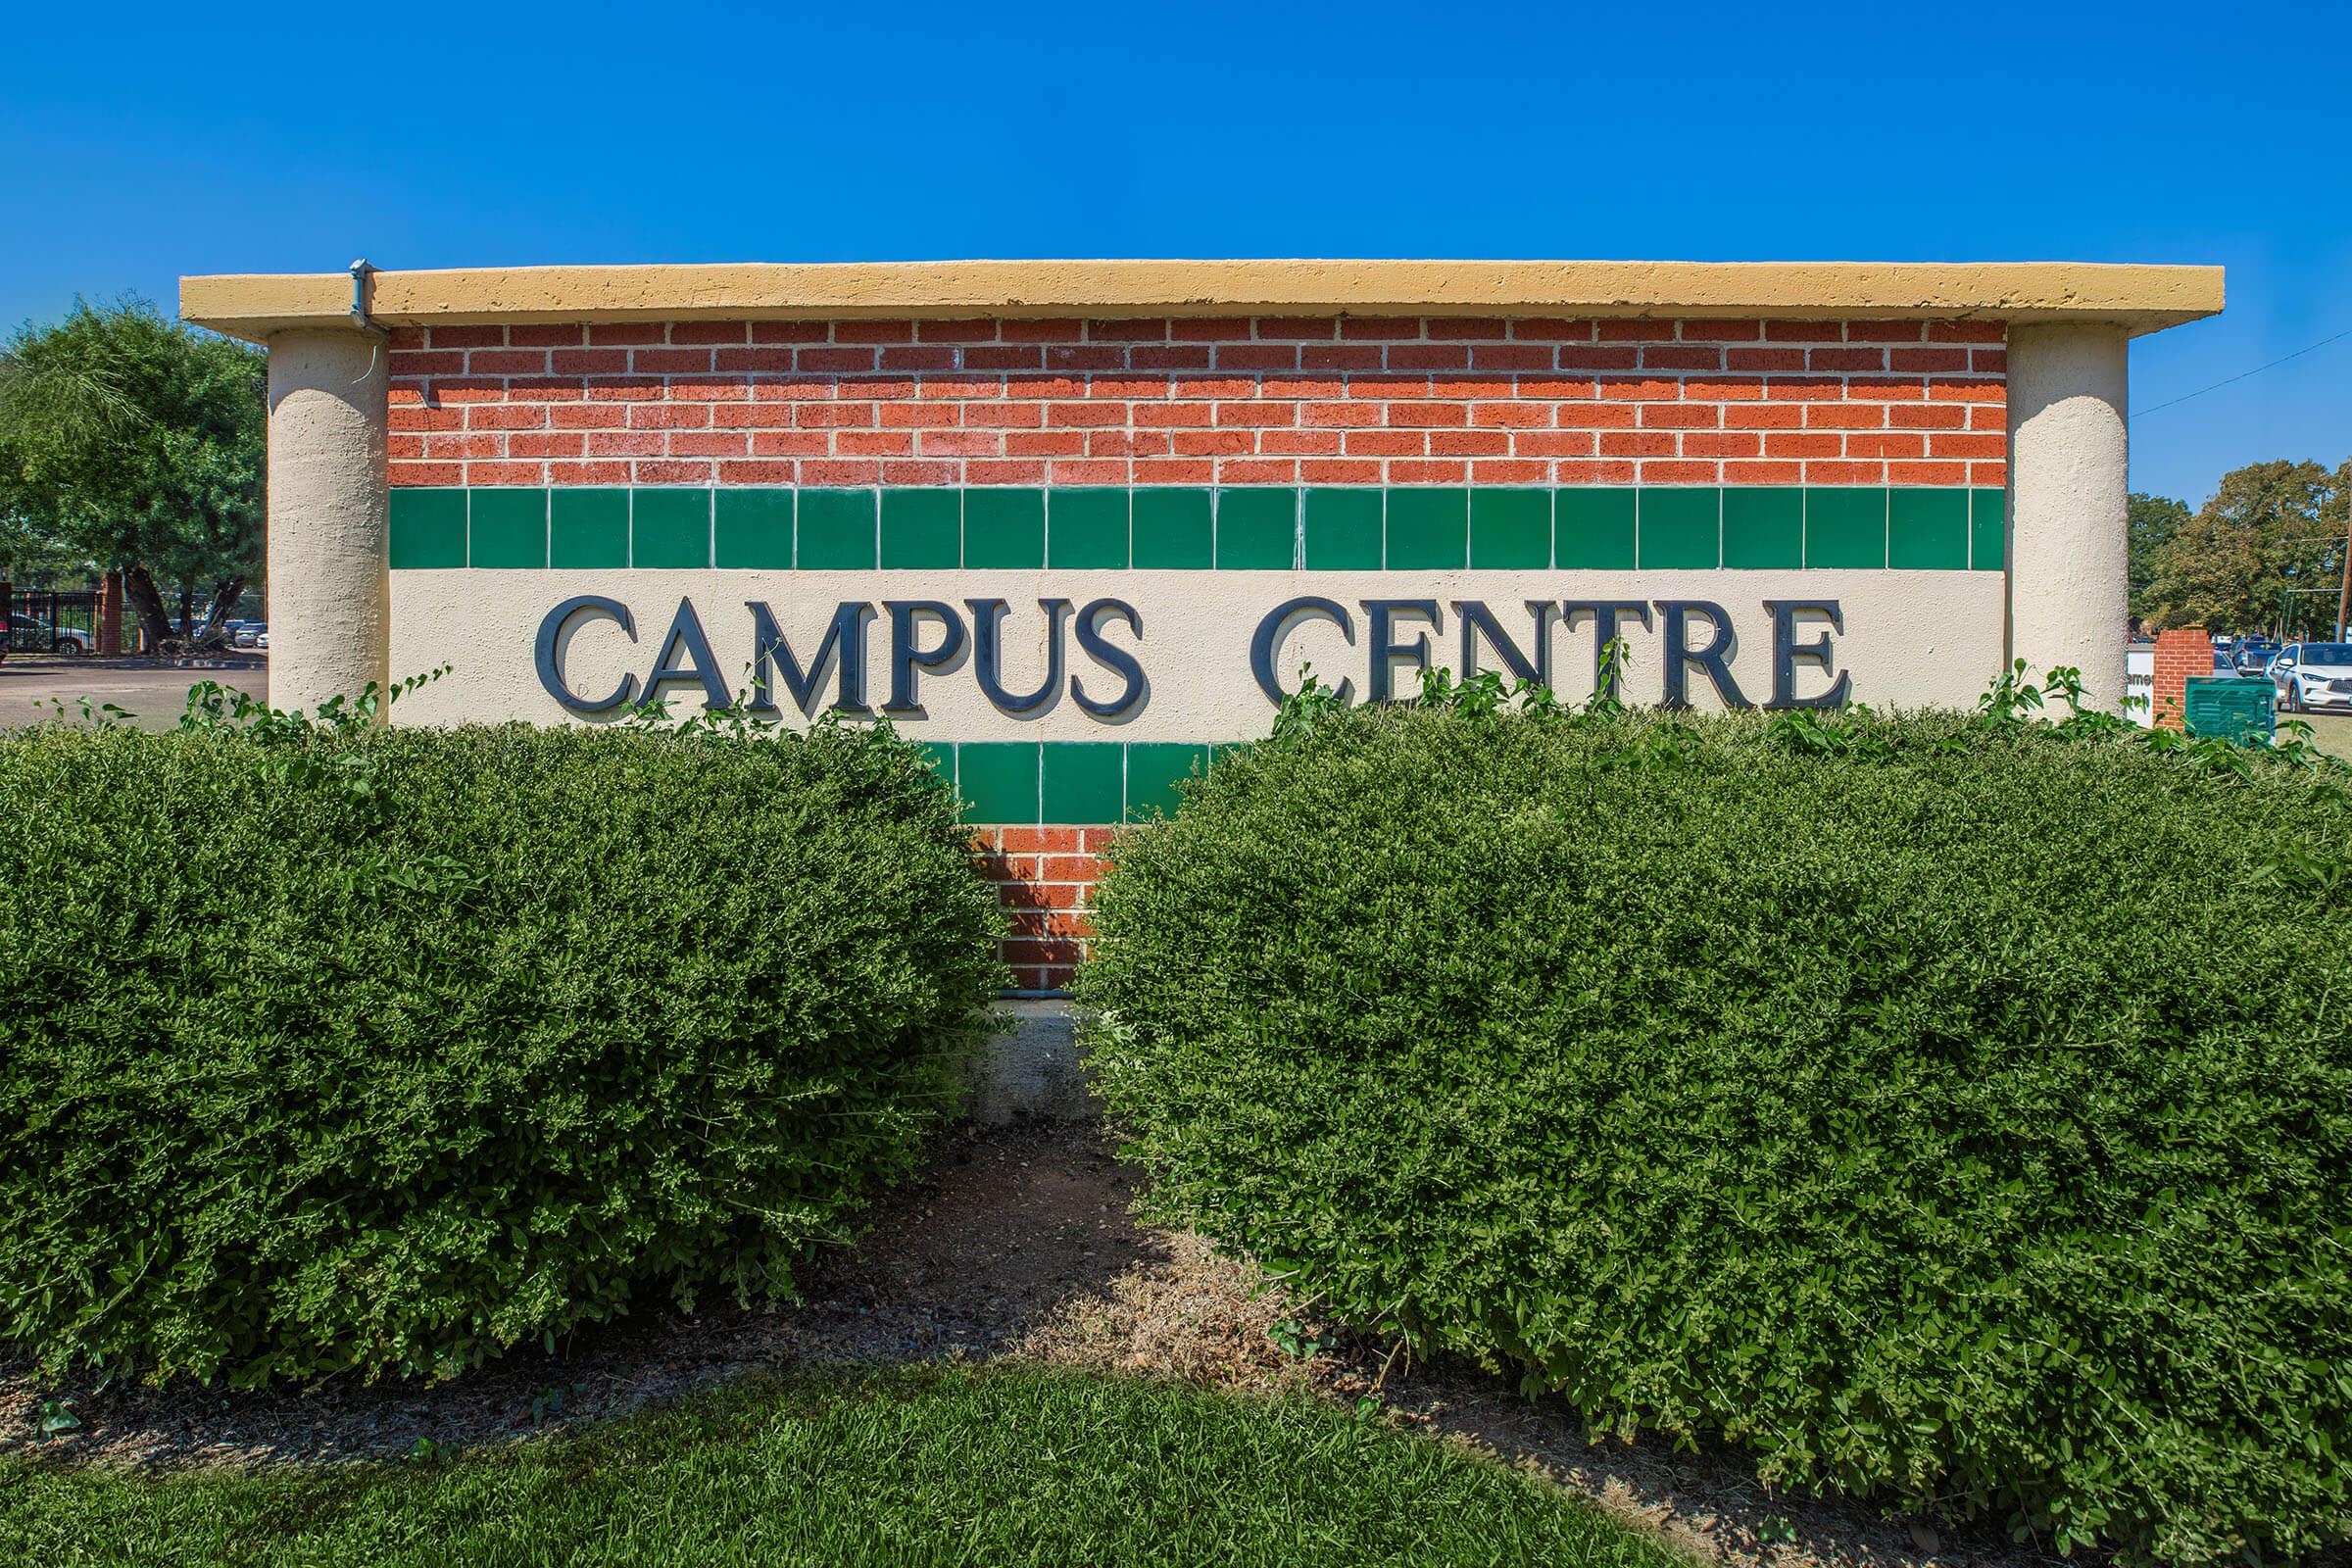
0, 655, 269, 730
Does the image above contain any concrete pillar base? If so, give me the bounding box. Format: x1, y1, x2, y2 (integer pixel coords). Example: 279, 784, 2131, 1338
2006, 324, 2130, 711
966, 1000, 1095, 1124
266, 330, 390, 714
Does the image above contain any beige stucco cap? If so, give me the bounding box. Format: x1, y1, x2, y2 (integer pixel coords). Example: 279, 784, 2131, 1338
180, 259, 2225, 342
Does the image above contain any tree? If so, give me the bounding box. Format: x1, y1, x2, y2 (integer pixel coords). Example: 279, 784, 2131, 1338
2139, 459, 2348, 637
0, 297, 265, 651
2126, 491, 2189, 621
0, 514, 93, 586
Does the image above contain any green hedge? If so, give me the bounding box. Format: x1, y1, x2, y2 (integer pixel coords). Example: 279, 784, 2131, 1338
0, 720, 1004, 1387
1079, 706, 2352, 1565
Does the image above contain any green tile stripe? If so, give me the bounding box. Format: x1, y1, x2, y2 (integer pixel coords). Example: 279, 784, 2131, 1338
390, 486, 2006, 571
924, 740, 1218, 824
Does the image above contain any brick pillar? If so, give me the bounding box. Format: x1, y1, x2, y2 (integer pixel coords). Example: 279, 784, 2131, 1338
0, 577, 11, 663
2151, 626, 2212, 730
96, 570, 123, 656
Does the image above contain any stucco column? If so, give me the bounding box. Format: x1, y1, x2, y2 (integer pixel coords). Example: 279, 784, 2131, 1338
266, 329, 389, 713
2005, 323, 2129, 710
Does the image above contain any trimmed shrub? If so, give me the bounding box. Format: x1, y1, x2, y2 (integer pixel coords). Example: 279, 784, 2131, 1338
1080, 706, 2352, 1565
0, 720, 1004, 1387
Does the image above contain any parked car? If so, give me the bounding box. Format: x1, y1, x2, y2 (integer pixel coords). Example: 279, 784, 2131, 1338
233, 621, 269, 650
2268, 642, 2352, 713
2234, 638, 2281, 673
8, 616, 90, 655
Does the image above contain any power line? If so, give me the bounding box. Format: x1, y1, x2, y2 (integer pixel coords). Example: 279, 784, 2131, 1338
2130, 326, 2352, 420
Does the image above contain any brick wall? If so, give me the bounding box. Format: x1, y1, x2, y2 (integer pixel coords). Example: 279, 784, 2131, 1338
386, 317, 2007, 491
968, 826, 1109, 993
2151, 626, 2214, 729
386, 313, 2008, 994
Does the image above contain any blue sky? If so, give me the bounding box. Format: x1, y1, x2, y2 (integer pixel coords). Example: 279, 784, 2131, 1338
3, 0, 2344, 506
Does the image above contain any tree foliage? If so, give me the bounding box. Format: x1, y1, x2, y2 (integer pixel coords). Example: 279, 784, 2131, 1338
2139, 460, 2349, 635
2125, 490, 2189, 620
0, 297, 265, 639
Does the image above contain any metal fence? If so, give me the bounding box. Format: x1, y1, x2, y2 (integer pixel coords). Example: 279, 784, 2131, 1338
5, 589, 99, 654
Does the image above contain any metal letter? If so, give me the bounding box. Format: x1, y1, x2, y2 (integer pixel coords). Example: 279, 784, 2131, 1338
1562, 600, 1653, 701
1764, 600, 1852, 710
1454, 600, 1550, 686
884, 600, 968, 715
1250, 597, 1355, 706
643, 597, 731, 711
1657, 600, 1752, 710
1071, 599, 1147, 719
1365, 599, 1441, 704
535, 594, 639, 714
966, 598, 1071, 716
747, 601, 874, 716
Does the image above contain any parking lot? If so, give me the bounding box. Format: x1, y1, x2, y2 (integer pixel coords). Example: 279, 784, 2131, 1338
0, 655, 266, 730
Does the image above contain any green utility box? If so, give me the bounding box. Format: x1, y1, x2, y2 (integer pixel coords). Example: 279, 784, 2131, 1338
2182, 675, 2276, 744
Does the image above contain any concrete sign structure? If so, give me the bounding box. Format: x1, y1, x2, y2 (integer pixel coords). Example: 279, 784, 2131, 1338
185, 259, 2221, 993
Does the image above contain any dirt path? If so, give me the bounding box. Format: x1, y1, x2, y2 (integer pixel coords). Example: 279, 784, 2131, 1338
2, 1124, 2081, 1568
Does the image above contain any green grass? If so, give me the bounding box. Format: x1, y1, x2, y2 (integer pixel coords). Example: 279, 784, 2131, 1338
0, 1365, 1682, 1568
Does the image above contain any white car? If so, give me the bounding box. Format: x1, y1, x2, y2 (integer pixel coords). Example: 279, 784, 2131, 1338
2267, 642, 2352, 713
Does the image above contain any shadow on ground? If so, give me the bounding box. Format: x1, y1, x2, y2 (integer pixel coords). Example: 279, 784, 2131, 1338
2, 1124, 2092, 1568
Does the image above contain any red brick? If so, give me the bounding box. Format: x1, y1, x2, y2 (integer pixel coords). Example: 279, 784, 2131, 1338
716, 460, 799, 483
1470, 459, 1548, 483
1890, 348, 1969, 373
390, 462, 465, 485
589, 323, 667, 345
1928, 320, 2006, 343
1596, 319, 1681, 342
1388, 345, 1471, 371
1508, 318, 1593, 341
1641, 346, 1722, 371
430, 325, 506, 349
1388, 460, 1470, 483
1300, 458, 1384, 482
468, 404, 547, 430
1254, 318, 1339, 340
548, 461, 634, 483
879, 348, 961, 371
963, 461, 1050, 484
1215, 345, 1298, 371
1426, 318, 1508, 340
1804, 460, 1885, 484
1639, 460, 1719, 483
832, 319, 913, 343
750, 320, 830, 344
998, 319, 1084, 343
1841, 321, 1928, 343
1512, 431, 1597, 458
633, 348, 714, 374
1299, 345, 1386, 371
1641, 404, 1720, 428
1804, 405, 1886, 429
797, 347, 880, 373
1809, 347, 1887, 372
